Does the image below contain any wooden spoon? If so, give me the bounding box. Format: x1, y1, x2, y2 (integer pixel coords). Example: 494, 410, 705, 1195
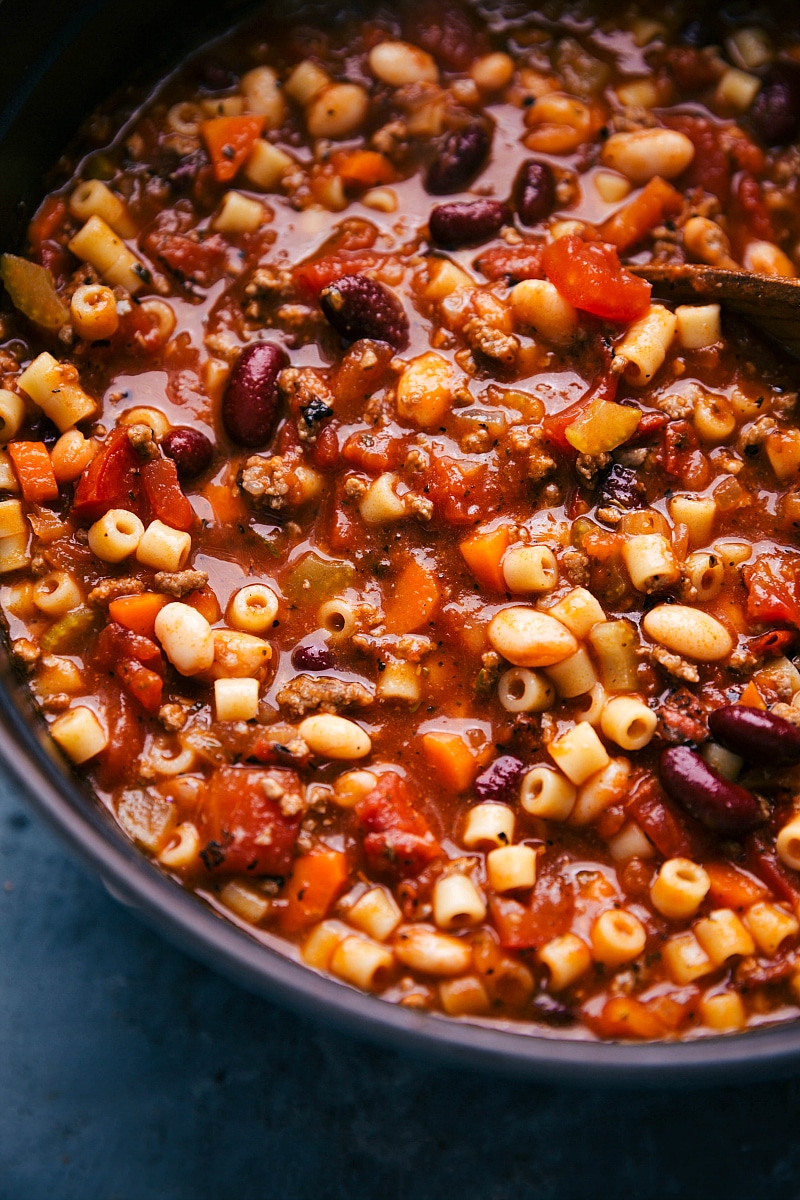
631, 263, 800, 359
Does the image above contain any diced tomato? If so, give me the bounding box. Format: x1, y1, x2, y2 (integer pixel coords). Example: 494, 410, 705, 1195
734, 173, 774, 245
324, 476, 359, 552
542, 370, 619, 454
97, 690, 145, 789
625, 409, 669, 447
664, 46, 724, 92
200, 765, 303, 875
490, 866, 574, 950
422, 454, 497, 525
72, 430, 143, 524
748, 629, 797, 658
93, 621, 163, 672
28, 196, 69, 255
116, 657, 164, 713
659, 420, 710, 489
744, 554, 800, 629
587, 995, 668, 1041
405, 0, 481, 70
542, 235, 651, 322
200, 115, 264, 183
72, 429, 193, 530
342, 429, 405, 473
744, 833, 800, 906
141, 454, 195, 532
628, 773, 699, 860
142, 212, 227, 287
665, 114, 732, 202
356, 772, 442, 881
311, 424, 340, 471
293, 250, 383, 298
474, 242, 545, 283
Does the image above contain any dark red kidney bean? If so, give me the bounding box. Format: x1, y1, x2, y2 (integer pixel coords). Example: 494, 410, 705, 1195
597, 462, 644, 510
426, 121, 492, 195
708, 704, 800, 766
161, 426, 214, 478
319, 274, 409, 350
290, 644, 334, 672
222, 341, 287, 447
659, 745, 765, 834
474, 755, 525, 805
750, 63, 800, 146
531, 992, 576, 1026
515, 160, 556, 227
429, 199, 509, 248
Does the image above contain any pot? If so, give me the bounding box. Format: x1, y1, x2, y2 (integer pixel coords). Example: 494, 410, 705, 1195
3, 0, 800, 1083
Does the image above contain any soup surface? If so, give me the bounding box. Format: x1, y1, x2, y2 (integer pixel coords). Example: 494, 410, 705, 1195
4, 0, 800, 1039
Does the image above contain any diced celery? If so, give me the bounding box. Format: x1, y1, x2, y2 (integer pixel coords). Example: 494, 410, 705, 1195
0, 253, 69, 330
39, 608, 97, 654
283, 553, 356, 605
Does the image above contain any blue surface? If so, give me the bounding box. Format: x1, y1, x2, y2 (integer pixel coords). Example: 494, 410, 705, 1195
3, 769, 800, 1200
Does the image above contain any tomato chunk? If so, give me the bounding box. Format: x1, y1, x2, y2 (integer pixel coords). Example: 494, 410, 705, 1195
200, 766, 303, 875
72, 430, 142, 524
356, 772, 441, 880
744, 554, 800, 629
542, 235, 651, 322
490, 866, 574, 950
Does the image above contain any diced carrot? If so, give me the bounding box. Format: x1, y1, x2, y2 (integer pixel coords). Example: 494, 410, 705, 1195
705, 861, 769, 911
335, 150, 396, 189
206, 480, 249, 526
738, 680, 766, 709
280, 850, 349, 934
200, 115, 265, 183
383, 558, 441, 634
108, 592, 168, 640
421, 731, 478, 792
600, 176, 683, 253
7, 441, 59, 503
183, 584, 222, 624
594, 995, 667, 1040
459, 525, 510, 593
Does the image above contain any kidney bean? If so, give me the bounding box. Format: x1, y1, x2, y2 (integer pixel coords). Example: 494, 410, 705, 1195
750, 63, 800, 146
597, 462, 644, 510
708, 704, 800, 766
290, 643, 334, 672
659, 745, 765, 834
426, 121, 492, 195
222, 342, 287, 447
161, 426, 214, 478
474, 754, 525, 805
677, 17, 716, 47
319, 274, 409, 350
429, 199, 510, 248
531, 992, 575, 1026
515, 160, 556, 227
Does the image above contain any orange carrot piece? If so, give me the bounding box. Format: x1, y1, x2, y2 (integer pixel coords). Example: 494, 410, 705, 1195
200, 115, 265, 183
383, 558, 441, 634
600, 176, 683, 253
108, 592, 168, 640
336, 150, 396, 189
7, 441, 59, 503
706, 861, 769, 911
421, 731, 478, 792
738, 680, 766, 709
596, 996, 667, 1040
459, 525, 510, 593
183, 584, 222, 624
280, 850, 349, 934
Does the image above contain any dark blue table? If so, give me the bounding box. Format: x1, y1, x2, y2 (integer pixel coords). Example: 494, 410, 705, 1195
3, 770, 800, 1200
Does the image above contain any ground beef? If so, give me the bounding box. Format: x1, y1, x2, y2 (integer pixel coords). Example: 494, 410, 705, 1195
656, 687, 709, 744
276, 674, 375, 719
153, 569, 209, 597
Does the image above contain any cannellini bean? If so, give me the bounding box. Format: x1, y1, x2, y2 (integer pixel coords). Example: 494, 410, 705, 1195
488, 607, 578, 668
470, 52, 514, 92
307, 84, 369, 139
368, 41, 438, 86
683, 216, 738, 269
600, 127, 694, 184
642, 604, 733, 662
742, 240, 796, 278
299, 713, 372, 759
